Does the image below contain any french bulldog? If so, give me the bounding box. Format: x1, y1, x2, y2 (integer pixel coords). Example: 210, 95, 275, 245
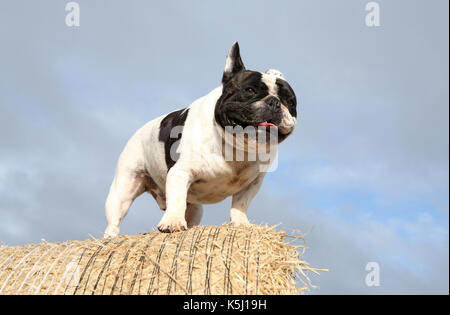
104, 42, 297, 237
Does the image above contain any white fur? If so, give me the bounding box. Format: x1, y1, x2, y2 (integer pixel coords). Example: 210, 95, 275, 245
279, 106, 296, 135
261, 73, 278, 96
265, 69, 285, 80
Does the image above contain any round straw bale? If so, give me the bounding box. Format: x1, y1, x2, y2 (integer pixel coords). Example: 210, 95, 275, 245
0, 225, 325, 295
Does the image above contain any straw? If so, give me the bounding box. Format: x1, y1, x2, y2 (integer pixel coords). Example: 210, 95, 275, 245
0, 224, 326, 295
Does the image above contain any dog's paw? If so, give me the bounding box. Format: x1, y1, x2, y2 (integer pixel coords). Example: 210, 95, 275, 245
230, 216, 251, 227
104, 225, 120, 238
157, 214, 188, 233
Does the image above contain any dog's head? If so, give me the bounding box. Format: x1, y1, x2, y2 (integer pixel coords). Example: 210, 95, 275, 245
214, 42, 297, 143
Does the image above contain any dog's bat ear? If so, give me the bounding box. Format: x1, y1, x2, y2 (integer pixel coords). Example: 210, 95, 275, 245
222, 41, 245, 84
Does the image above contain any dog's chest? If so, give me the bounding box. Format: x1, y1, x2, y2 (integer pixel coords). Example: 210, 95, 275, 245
186, 162, 259, 204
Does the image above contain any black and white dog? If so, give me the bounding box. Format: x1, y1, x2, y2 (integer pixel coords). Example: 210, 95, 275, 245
104, 42, 297, 237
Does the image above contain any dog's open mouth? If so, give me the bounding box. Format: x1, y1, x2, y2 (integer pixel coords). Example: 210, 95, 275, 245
254, 121, 277, 129
227, 118, 284, 142
254, 121, 290, 142
230, 117, 278, 129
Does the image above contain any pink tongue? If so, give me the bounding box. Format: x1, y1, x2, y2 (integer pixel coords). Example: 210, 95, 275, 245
257, 121, 276, 128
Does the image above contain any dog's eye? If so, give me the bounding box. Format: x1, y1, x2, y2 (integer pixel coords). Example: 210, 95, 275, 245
245, 88, 256, 95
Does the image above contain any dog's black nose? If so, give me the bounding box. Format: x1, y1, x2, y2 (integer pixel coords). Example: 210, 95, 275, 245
265, 96, 281, 110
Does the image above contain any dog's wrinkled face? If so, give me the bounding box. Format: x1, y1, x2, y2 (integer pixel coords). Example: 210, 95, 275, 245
215, 42, 297, 143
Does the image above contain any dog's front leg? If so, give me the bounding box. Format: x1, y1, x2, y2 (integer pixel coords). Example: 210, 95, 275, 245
157, 165, 192, 232
230, 173, 266, 226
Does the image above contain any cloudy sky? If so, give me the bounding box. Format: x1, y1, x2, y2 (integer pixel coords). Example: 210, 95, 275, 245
0, 0, 448, 294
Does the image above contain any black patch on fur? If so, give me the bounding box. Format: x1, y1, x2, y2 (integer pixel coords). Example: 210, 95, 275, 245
276, 78, 297, 118
158, 108, 189, 170
215, 71, 283, 129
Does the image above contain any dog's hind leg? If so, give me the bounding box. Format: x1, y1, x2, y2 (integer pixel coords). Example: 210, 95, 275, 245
104, 169, 146, 238
185, 203, 203, 228
144, 174, 166, 211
